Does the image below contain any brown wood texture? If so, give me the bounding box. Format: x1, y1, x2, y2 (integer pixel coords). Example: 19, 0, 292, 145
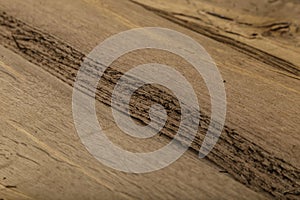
0, 0, 299, 199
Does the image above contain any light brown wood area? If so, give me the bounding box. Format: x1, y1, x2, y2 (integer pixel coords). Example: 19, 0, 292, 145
0, 0, 299, 199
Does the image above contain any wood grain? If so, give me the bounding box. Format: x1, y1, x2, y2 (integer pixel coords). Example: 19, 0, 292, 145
0, 0, 299, 199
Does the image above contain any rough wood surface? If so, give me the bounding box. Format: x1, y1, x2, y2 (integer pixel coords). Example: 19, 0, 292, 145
0, 0, 299, 199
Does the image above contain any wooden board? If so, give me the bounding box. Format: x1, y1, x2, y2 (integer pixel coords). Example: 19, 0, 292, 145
0, 0, 299, 199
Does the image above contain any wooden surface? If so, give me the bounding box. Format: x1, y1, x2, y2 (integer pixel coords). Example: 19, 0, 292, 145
0, 0, 299, 199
